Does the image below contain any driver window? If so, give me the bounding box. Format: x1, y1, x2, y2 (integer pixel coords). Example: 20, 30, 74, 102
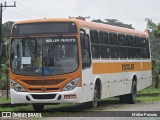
80, 32, 91, 69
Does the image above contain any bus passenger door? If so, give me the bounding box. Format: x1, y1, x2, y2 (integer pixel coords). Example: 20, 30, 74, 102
80, 30, 93, 102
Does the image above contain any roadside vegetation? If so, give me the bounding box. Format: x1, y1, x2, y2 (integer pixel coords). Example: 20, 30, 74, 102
0, 97, 10, 104
138, 87, 160, 94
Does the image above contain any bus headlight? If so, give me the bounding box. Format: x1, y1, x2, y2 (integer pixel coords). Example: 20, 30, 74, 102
10, 80, 26, 92
62, 78, 80, 91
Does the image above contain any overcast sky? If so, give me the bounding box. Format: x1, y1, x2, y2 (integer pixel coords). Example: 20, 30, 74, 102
1, 0, 159, 31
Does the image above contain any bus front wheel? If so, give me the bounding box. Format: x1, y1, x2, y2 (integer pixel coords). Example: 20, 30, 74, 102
32, 104, 44, 111
86, 84, 98, 108
92, 85, 98, 108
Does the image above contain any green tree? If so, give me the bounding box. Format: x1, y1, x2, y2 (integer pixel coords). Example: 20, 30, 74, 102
145, 18, 160, 38
92, 18, 134, 29
145, 19, 160, 77
2, 21, 14, 42
1, 21, 14, 66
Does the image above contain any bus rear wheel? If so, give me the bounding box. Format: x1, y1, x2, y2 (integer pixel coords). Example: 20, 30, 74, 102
128, 80, 137, 104
119, 80, 137, 104
32, 104, 44, 111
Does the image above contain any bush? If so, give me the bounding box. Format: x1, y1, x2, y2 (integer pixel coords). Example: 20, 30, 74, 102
0, 64, 9, 90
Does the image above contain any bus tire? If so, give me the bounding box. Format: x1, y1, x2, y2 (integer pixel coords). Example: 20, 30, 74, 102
92, 84, 98, 108
128, 80, 137, 104
32, 104, 44, 111
119, 80, 137, 104
86, 84, 98, 108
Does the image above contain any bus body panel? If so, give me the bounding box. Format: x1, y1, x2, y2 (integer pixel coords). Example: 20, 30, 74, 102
137, 71, 152, 91
93, 71, 151, 99
10, 87, 83, 104
92, 60, 151, 99
81, 68, 94, 102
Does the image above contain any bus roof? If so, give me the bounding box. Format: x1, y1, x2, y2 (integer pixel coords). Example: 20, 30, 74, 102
14, 18, 148, 37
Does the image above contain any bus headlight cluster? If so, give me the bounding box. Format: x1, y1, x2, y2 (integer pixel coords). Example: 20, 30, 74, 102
62, 78, 80, 91
10, 80, 26, 92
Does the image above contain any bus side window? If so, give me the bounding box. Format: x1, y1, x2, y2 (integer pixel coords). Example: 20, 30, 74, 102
134, 36, 140, 47
118, 34, 127, 59
140, 37, 150, 59
127, 47, 134, 59
140, 37, 146, 47
118, 34, 126, 46
111, 46, 119, 59
99, 31, 110, 59
146, 38, 150, 59
101, 46, 110, 58
109, 32, 117, 45
90, 30, 99, 44
80, 32, 91, 69
135, 48, 141, 59
142, 48, 148, 59
119, 47, 127, 59
104, 32, 109, 44
91, 45, 100, 59
99, 31, 109, 44
90, 30, 100, 59
126, 35, 133, 46
99, 31, 104, 44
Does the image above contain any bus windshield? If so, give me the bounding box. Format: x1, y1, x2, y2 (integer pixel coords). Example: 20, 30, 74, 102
10, 36, 78, 76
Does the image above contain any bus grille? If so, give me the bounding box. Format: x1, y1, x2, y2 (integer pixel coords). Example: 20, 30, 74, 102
29, 88, 59, 91
31, 94, 56, 99
22, 79, 64, 86
20, 79, 66, 92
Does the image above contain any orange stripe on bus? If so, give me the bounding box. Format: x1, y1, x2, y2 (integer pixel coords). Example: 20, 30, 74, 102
142, 62, 152, 71
92, 62, 151, 74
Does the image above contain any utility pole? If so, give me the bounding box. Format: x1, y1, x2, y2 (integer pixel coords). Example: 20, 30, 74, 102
0, 1, 16, 69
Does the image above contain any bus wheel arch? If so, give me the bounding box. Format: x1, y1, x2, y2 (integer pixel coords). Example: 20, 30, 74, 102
91, 78, 102, 108
133, 75, 137, 84
87, 78, 102, 108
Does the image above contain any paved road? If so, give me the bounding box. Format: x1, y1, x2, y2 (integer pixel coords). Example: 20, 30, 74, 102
42, 101, 160, 120
0, 100, 159, 120
103, 101, 160, 111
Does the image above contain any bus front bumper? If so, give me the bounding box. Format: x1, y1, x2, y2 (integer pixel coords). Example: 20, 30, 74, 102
10, 87, 82, 104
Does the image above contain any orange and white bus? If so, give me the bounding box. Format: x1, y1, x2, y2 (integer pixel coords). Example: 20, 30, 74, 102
9, 18, 152, 111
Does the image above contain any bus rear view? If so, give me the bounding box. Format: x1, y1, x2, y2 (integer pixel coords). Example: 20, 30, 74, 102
10, 19, 82, 111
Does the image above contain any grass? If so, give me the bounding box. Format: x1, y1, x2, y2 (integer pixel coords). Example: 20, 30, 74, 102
0, 105, 32, 111
0, 97, 10, 104
137, 96, 160, 102
138, 87, 160, 94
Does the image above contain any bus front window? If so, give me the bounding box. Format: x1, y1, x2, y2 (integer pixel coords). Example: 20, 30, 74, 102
11, 36, 78, 76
